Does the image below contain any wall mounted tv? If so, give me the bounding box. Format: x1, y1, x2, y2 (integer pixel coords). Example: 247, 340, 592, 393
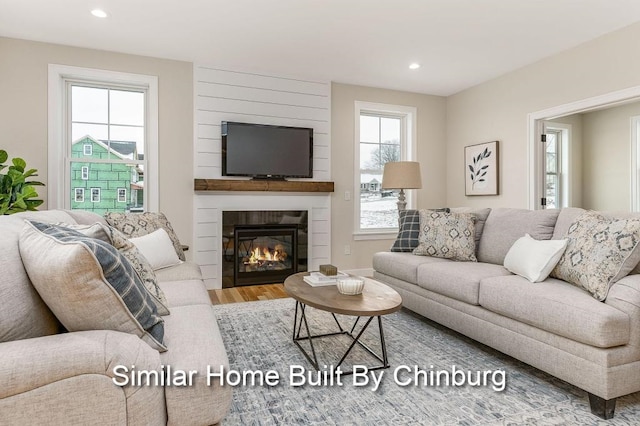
221, 121, 313, 180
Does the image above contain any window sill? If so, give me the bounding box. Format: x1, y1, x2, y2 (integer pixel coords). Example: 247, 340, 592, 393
353, 231, 397, 241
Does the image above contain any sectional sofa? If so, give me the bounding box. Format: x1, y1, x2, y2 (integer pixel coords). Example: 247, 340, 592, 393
373, 207, 640, 419
0, 209, 231, 425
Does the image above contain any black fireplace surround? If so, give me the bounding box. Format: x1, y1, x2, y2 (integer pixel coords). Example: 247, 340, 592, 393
222, 210, 308, 288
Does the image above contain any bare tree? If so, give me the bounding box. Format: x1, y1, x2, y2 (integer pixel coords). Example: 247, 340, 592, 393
365, 143, 400, 169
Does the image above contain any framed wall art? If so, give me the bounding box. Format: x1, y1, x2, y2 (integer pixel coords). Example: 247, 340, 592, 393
465, 141, 499, 196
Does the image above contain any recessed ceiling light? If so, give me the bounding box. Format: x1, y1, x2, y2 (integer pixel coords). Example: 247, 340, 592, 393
409, 63, 421, 70
91, 9, 108, 18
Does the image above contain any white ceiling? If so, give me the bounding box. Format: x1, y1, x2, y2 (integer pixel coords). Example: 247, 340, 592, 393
2, 0, 640, 96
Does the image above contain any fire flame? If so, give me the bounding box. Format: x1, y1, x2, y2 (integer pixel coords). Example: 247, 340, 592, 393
247, 244, 287, 264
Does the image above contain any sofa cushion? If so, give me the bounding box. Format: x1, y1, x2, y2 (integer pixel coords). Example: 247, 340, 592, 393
158, 280, 212, 308
0, 212, 74, 343
477, 208, 560, 265
19, 221, 166, 352
155, 261, 203, 282
551, 211, 640, 301
160, 304, 232, 425
373, 252, 451, 285
417, 262, 511, 305
479, 275, 630, 348
449, 207, 491, 249
503, 234, 568, 283
104, 212, 186, 261
413, 211, 477, 261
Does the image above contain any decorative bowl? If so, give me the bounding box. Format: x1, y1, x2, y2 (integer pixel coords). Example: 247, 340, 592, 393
336, 277, 365, 295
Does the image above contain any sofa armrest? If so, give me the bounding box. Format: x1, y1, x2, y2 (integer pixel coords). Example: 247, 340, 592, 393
607, 274, 640, 349
0, 330, 166, 425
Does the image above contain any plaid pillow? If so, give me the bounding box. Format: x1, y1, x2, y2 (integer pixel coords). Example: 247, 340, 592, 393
391, 208, 450, 252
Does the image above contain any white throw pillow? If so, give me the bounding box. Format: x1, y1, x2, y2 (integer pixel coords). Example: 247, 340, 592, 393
504, 234, 568, 283
130, 228, 183, 270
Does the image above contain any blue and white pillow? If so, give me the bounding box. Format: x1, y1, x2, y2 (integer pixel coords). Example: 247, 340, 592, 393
19, 220, 166, 351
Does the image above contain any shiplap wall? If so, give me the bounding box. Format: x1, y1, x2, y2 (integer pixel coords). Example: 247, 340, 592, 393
193, 66, 332, 289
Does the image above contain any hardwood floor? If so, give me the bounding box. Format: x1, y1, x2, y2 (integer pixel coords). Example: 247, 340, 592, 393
208, 283, 289, 305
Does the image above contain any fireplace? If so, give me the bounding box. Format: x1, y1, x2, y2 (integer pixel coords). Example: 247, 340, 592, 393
222, 210, 308, 287
234, 225, 298, 286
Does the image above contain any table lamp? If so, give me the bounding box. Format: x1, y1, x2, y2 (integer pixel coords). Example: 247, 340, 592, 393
381, 161, 422, 211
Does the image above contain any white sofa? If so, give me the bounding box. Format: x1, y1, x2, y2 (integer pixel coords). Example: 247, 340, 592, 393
0, 209, 232, 425
373, 207, 640, 419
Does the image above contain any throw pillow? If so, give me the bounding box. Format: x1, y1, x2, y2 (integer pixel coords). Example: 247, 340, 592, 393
104, 226, 170, 316
391, 208, 450, 252
19, 221, 166, 352
413, 211, 477, 261
104, 212, 186, 261
130, 228, 183, 270
551, 211, 640, 301
503, 234, 568, 282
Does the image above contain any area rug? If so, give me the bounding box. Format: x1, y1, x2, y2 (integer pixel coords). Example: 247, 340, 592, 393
212, 298, 640, 425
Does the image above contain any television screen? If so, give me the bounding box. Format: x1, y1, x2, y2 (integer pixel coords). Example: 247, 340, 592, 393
222, 122, 313, 179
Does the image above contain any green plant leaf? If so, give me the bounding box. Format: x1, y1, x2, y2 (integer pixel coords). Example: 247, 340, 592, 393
0, 150, 7, 164
23, 169, 39, 178
12, 157, 26, 171
25, 180, 45, 186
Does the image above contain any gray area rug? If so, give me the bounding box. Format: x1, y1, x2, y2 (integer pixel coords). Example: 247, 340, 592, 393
213, 298, 640, 425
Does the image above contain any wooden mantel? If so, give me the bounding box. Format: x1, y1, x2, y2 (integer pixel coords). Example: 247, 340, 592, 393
194, 179, 334, 193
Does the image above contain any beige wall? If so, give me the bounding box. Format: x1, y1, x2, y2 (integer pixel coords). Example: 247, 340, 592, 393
582, 102, 640, 210
446, 22, 640, 208
0, 37, 194, 253
331, 83, 446, 270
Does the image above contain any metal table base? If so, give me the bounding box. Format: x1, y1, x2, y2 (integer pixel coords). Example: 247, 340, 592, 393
291, 301, 390, 375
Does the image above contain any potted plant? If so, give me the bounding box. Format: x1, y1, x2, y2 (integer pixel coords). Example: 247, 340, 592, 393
0, 149, 44, 215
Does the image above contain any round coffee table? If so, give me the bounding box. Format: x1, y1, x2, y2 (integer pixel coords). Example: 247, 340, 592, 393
284, 272, 402, 374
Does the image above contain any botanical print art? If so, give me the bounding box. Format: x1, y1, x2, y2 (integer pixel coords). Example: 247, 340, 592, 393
465, 141, 498, 196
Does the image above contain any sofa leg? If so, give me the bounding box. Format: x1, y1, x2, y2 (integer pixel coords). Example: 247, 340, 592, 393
588, 393, 616, 419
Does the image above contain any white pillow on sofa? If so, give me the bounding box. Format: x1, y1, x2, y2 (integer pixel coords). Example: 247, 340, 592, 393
504, 234, 567, 283
130, 228, 183, 270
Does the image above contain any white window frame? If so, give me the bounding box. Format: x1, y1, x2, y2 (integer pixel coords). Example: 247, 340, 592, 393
81, 166, 89, 180
83, 144, 92, 156
117, 188, 127, 203
631, 116, 640, 212
353, 101, 417, 240
90, 188, 101, 203
74, 188, 84, 203
48, 64, 159, 212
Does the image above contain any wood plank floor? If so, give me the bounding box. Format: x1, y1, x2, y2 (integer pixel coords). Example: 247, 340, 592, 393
208, 283, 289, 305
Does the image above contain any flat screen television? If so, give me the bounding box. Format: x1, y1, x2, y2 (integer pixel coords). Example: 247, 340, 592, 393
221, 121, 313, 179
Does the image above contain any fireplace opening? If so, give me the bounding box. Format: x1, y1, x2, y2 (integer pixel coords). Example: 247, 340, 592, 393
234, 225, 298, 286
222, 210, 308, 287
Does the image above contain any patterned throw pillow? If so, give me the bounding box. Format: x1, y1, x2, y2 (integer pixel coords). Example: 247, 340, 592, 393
413, 211, 477, 261
104, 226, 171, 316
19, 221, 166, 352
104, 212, 185, 261
56, 222, 170, 316
551, 211, 640, 301
391, 208, 450, 252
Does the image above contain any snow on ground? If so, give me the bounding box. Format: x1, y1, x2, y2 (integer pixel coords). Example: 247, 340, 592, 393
360, 195, 399, 229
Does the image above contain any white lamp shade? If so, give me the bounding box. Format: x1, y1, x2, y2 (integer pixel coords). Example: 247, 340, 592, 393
381, 161, 422, 189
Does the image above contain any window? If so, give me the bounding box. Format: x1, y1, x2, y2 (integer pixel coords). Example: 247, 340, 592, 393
90, 188, 101, 203
545, 130, 561, 209
354, 102, 416, 238
48, 65, 158, 214
74, 188, 84, 203
117, 188, 127, 203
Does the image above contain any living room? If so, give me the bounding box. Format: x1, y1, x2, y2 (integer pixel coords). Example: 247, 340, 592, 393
2, 1, 640, 424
